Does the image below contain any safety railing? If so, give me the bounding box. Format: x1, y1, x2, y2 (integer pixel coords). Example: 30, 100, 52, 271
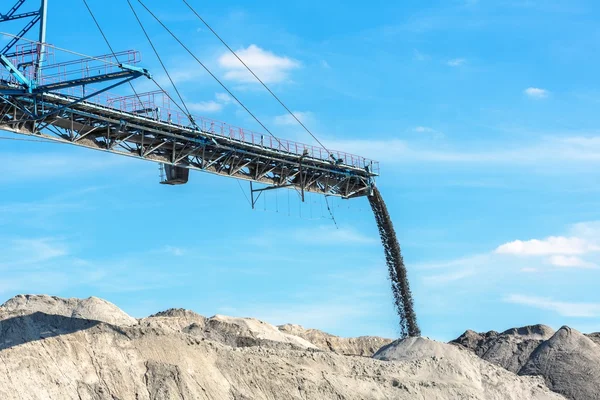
0, 56, 379, 173
147, 105, 378, 172
39, 50, 141, 83
9, 42, 55, 69
106, 90, 167, 120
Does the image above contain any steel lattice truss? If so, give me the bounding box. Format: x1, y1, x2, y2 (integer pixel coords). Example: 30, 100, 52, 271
0, 88, 376, 198
0, 0, 378, 200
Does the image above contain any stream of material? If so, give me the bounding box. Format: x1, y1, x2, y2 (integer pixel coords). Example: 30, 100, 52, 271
368, 186, 421, 337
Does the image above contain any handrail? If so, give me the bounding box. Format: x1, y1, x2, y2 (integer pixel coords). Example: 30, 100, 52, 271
0, 75, 379, 174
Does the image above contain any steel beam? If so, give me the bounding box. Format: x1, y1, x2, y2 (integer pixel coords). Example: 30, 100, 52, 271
35, 70, 145, 92
2, 0, 27, 20
0, 10, 38, 22
0, 86, 376, 199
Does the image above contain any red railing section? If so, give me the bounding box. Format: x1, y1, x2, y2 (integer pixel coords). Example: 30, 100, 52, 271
40, 50, 141, 84
0, 50, 379, 173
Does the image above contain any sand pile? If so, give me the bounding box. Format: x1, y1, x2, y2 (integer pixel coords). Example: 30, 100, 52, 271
278, 323, 392, 356
0, 295, 566, 399
451, 324, 555, 373
373, 337, 557, 400
1, 294, 137, 326
144, 312, 318, 350
453, 325, 600, 400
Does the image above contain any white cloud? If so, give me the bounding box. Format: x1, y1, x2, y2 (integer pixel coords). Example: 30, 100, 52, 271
163, 246, 185, 257
215, 92, 232, 104
414, 126, 435, 133
411, 221, 600, 326
187, 101, 223, 113
169, 68, 202, 84
413, 126, 444, 139
447, 58, 466, 67
416, 254, 491, 286
273, 111, 313, 126
548, 255, 597, 269
218, 44, 300, 84
8, 238, 68, 264
525, 87, 549, 99
0, 237, 191, 300
415, 254, 491, 271
504, 294, 600, 317
495, 236, 600, 256
324, 135, 600, 167
187, 93, 235, 114
148, 65, 204, 88
569, 220, 600, 238
417, 221, 600, 289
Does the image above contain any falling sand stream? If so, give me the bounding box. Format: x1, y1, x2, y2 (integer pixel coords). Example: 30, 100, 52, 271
368, 186, 420, 338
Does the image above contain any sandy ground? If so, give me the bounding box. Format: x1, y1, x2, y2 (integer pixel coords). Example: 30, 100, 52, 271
0, 295, 565, 400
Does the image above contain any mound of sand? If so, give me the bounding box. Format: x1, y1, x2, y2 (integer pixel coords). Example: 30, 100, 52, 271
142, 307, 207, 332
140, 310, 317, 350
453, 325, 600, 400
278, 323, 391, 356
521, 327, 600, 400
372, 336, 559, 400
588, 332, 600, 346
190, 314, 318, 350
451, 324, 555, 373
1, 294, 137, 326
0, 294, 564, 400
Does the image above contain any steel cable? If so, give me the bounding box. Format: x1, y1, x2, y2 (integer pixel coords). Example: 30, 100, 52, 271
81, 0, 146, 110
135, 0, 285, 149
126, 0, 193, 121
0, 135, 59, 144
182, 0, 332, 156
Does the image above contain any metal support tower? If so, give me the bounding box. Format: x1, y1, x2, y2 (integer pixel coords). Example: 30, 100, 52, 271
1, 0, 45, 61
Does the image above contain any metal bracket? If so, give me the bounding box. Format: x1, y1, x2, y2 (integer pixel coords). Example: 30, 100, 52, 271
119, 63, 152, 79
0, 54, 31, 90
250, 182, 292, 209
34, 69, 146, 93
31, 75, 140, 121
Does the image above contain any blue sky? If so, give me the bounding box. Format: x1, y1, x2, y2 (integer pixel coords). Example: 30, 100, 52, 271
1, 0, 600, 340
